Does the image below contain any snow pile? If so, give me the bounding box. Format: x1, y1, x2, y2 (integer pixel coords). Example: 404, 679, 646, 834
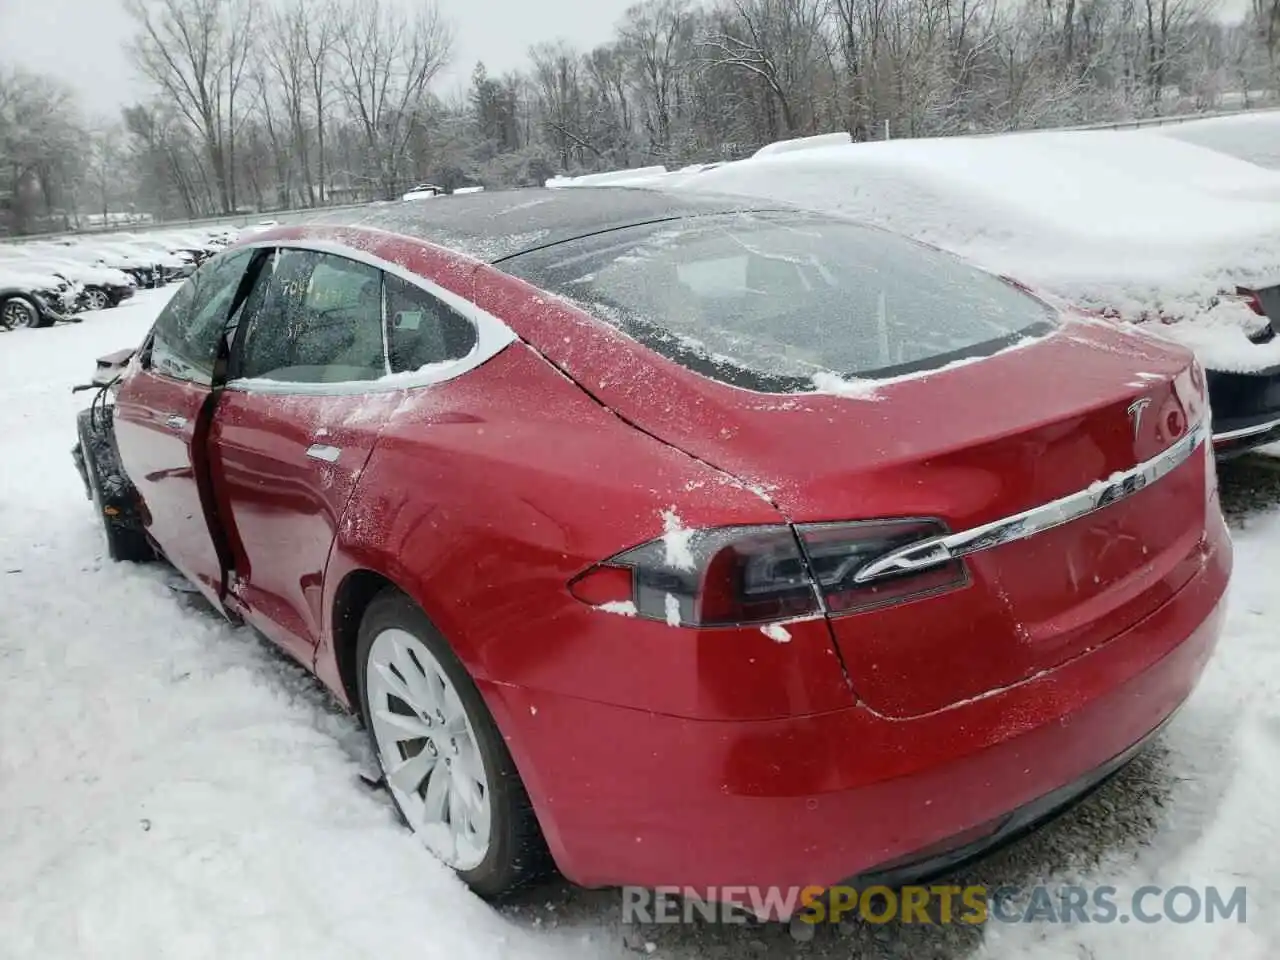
1155, 298, 1280, 373
546, 166, 668, 189
752, 132, 852, 157
642, 128, 1280, 370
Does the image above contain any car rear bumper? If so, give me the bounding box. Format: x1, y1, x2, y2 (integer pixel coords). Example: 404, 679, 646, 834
483, 514, 1231, 898
1212, 413, 1280, 458
1207, 367, 1280, 457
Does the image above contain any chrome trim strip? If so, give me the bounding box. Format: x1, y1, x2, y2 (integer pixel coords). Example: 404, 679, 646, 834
1212, 415, 1280, 444
854, 420, 1208, 585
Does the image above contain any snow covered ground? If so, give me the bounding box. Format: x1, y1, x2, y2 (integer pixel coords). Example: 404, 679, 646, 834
2, 291, 1279, 959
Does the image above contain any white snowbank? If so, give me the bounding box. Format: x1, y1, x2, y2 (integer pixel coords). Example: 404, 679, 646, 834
647, 127, 1280, 371
1151, 299, 1280, 373
546, 166, 668, 189
753, 132, 853, 157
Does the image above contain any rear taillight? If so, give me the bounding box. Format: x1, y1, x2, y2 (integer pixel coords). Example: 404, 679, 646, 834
568, 519, 966, 627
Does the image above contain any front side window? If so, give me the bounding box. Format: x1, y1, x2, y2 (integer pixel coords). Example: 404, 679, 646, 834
149, 248, 256, 384
502, 213, 1056, 392
234, 250, 386, 383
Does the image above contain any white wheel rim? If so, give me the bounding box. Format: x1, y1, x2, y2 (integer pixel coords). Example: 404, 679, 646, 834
366, 628, 492, 870
3, 300, 35, 328
87, 290, 108, 309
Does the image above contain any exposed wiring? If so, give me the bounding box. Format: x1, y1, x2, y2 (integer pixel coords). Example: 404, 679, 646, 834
89, 374, 121, 434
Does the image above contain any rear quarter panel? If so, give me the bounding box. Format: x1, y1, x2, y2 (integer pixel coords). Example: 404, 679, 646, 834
316, 343, 855, 721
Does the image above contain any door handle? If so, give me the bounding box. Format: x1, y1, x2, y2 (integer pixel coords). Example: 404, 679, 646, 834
306, 443, 341, 463
164, 414, 188, 430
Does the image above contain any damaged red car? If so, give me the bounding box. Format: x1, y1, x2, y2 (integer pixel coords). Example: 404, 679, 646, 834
71, 187, 1231, 908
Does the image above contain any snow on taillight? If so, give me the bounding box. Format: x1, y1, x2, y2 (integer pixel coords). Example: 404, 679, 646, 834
569, 519, 967, 627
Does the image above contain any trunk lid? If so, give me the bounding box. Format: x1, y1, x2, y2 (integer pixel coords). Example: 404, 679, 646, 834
491, 274, 1213, 716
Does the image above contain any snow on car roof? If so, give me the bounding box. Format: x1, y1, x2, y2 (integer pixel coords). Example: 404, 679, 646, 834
593, 128, 1280, 371
299, 186, 778, 263
656, 130, 1280, 309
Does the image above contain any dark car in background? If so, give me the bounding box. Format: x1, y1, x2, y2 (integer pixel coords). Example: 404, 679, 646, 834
1207, 284, 1280, 457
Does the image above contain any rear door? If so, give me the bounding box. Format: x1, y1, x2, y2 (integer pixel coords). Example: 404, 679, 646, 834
112, 248, 261, 609
210, 248, 480, 662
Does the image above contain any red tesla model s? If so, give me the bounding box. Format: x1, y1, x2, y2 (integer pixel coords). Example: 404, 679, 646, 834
72, 188, 1231, 907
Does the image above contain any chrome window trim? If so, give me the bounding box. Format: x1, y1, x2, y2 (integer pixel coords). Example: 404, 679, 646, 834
221, 237, 516, 397
1212, 414, 1280, 443
854, 420, 1208, 585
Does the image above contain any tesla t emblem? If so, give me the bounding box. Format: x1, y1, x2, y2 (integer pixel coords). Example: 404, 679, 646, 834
1127, 398, 1152, 441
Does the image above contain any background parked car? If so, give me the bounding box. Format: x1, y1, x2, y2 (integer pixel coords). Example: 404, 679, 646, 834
108, 237, 199, 278
0, 267, 79, 328
402, 183, 444, 201
43, 241, 162, 288
0, 247, 135, 310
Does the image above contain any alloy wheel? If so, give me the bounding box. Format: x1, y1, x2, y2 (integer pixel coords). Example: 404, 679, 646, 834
1, 299, 37, 330
1, 299, 37, 328
366, 627, 492, 870
85, 289, 110, 311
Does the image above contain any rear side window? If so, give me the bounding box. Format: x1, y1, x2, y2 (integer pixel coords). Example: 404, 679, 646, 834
385, 273, 478, 373
503, 213, 1054, 392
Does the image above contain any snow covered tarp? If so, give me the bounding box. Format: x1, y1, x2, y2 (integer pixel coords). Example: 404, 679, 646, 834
621, 129, 1280, 372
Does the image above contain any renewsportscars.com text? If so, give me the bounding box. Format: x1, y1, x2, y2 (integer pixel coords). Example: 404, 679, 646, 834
622, 884, 1247, 926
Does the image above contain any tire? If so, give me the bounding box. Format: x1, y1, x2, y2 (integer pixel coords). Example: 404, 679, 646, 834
1, 295, 42, 329
356, 589, 550, 898
83, 287, 111, 311
76, 406, 155, 562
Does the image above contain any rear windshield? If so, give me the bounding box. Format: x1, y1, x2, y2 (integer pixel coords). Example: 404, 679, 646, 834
502, 212, 1055, 392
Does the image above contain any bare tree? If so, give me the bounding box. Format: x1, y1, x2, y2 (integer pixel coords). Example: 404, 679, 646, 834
0, 69, 85, 232
84, 126, 126, 223
332, 0, 453, 197
126, 0, 257, 214
94, 0, 1280, 231
620, 0, 694, 156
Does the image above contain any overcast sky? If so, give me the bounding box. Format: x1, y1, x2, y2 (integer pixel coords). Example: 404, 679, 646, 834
0, 0, 638, 122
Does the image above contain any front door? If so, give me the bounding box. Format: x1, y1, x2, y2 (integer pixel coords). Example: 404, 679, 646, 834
113, 247, 261, 610
209, 248, 404, 661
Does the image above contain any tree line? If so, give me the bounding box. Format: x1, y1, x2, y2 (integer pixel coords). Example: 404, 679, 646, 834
3, 0, 1280, 233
